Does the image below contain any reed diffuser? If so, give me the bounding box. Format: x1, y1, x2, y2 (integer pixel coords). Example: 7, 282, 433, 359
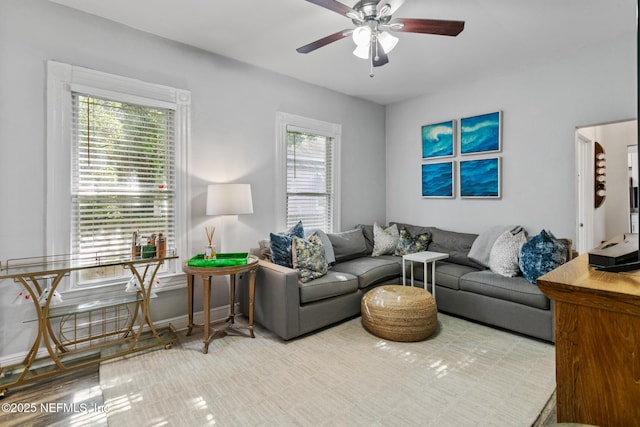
205, 226, 216, 259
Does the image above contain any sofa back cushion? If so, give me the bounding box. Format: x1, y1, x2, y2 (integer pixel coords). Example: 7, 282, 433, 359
327, 228, 369, 263
356, 224, 375, 254
427, 227, 483, 269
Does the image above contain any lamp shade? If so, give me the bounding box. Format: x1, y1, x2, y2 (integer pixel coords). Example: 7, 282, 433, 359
206, 184, 253, 216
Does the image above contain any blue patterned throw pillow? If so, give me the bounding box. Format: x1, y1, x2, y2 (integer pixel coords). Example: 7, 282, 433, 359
519, 230, 569, 284
394, 228, 431, 256
270, 221, 304, 267
292, 234, 328, 282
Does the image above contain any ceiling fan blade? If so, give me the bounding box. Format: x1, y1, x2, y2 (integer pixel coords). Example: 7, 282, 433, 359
376, 0, 405, 18
304, 0, 360, 19
296, 29, 352, 54
372, 40, 389, 67
390, 18, 465, 36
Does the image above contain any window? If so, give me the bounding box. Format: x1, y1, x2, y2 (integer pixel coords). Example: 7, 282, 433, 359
276, 113, 341, 233
47, 61, 190, 290
72, 95, 175, 267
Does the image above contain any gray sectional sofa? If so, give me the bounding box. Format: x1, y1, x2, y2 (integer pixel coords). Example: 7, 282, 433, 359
239, 222, 567, 342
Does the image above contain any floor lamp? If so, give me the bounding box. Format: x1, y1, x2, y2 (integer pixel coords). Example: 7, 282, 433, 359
205, 183, 254, 254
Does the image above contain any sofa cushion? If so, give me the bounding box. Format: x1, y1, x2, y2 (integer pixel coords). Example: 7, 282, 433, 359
394, 227, 431, 255
372, 223, 400, 256
356, 224, 375, 255
520, 230, 569, 284
428, 227, 483, 268
331, 257, 402, 289
328, 228, 369, 262
292, 234, 328, 283
431, 261, 480, 290
489, 228, 527, 277
298, 270, 359, 304
460, 270, 550, 310
269, 221, 304, 267
468, 225, 518, 268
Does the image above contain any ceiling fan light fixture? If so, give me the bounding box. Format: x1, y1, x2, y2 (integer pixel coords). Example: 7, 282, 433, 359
353, 42, 371, 59
378, 30, 398, 53
352, 25, 372, 46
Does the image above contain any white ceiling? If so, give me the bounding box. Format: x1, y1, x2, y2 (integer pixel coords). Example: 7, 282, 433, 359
49, 0, 635, 105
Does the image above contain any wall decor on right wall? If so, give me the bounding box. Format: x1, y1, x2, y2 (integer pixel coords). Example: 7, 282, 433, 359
421, 161, 455, 198
460, 111, 502, 155
422, 120, 455, 160
459, 157, 501, 198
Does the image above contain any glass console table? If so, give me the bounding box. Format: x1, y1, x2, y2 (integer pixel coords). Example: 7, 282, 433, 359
0, 253, 178, 397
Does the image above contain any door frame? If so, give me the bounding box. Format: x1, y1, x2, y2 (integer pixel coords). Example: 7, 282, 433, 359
575, 131, 594, 254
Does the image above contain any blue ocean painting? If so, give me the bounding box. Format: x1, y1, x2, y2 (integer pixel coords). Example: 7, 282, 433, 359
422, 162, 454, 198
460, 158, 500, 198
461, 112, 501, 155
422, 121, 454, 159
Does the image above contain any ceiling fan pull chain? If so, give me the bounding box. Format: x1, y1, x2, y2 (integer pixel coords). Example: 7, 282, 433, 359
369, 35, 375, 77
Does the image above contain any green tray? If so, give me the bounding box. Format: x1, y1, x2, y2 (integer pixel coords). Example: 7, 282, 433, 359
187, 253, 249, 267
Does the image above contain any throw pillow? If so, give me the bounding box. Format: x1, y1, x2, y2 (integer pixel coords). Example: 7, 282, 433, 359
520, 230, 569, 284
394, 228, 430, 256
269, 221, 305, 267
372, 223, 400, 256
327, 228, 369, 263
304, 228, 336, 266
488, 229, 528, 277
468, 225, 518, 268
292, 234, 328, 283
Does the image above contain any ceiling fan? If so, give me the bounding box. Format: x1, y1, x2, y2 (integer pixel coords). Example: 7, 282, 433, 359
296, 0, 465, 76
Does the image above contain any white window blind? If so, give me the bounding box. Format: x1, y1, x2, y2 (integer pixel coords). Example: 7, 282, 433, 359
71, 94, 176, 265
286, 129, 334, 231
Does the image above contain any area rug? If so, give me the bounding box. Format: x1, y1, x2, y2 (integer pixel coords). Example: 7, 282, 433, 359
100, 313, 556, 426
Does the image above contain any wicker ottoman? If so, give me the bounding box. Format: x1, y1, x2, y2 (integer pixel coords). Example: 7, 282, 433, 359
361, 285, 437, 342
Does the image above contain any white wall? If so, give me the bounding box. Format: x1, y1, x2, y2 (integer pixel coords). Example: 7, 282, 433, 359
385, 34, 637, 241
0, 0, 385, 359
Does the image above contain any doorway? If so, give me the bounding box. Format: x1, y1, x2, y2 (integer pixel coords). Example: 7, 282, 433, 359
575, 119, 638, 253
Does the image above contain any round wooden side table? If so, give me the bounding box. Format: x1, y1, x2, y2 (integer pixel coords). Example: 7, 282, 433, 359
183, 255, 259, 353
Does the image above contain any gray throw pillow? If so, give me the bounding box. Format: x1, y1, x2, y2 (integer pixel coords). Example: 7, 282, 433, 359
489, 229, 528, 277
469, 225, 518, 268
372, 223, 399, 256
327, 228, 369, 263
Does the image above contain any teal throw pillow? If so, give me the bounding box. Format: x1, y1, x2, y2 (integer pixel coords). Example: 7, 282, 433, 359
519, 230, 569, 284
292, 234, 328, 282
269, 221, 304, 267
394, 228, 430, 256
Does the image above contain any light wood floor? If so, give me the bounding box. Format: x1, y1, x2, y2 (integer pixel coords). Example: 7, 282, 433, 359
1, 367, 557, 427
1, 314, 559, 427
0, 365, 106, 427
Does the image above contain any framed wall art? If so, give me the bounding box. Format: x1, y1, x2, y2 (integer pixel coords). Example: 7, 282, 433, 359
460, 111, 502, 155
422, 120, 455, 159
422, 161, 455, 198
459, 157, 501, 198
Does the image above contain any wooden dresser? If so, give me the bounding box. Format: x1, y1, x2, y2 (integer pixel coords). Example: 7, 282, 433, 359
538, 254, 640, 426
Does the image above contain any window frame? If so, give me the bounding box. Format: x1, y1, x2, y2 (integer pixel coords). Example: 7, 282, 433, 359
46, 60, 191, 294
275, 112, 341, 233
